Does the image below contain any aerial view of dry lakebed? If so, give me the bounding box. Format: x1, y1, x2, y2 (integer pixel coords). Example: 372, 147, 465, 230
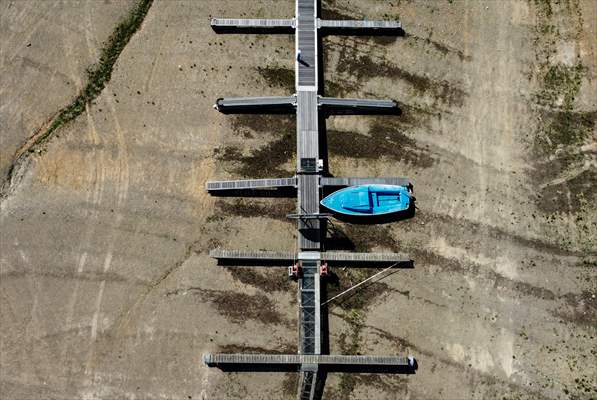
1, 0, 595, 399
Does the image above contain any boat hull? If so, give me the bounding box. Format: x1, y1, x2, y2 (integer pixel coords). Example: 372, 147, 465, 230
320, 184, 411, 217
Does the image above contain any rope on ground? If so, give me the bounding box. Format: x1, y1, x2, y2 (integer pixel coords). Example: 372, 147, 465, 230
321, 262, 399, 306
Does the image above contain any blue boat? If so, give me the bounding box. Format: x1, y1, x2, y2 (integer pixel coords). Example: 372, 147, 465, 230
320, 184, 412, 217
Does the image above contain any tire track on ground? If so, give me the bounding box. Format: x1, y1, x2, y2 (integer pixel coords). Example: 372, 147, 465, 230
0, 0, 153, 200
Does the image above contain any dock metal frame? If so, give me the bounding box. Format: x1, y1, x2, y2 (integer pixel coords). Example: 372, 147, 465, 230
205, 2, 413, 399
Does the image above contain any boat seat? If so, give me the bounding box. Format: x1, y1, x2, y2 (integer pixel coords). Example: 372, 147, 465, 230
343, 190, 373, 212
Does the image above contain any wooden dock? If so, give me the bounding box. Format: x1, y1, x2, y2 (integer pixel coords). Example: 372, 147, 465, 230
320, 176, 411, 187
210, 18, 295, 32
318, 19, 402, 30
206, 2, 410, 399
203, 353, 413, 367
206, 177, 297, 191
210, 249, 413, 266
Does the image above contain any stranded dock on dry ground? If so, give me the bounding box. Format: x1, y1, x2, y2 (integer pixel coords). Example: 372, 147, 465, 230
204, 1, 415, 399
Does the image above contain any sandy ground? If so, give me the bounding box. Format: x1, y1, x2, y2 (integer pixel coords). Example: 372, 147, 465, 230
1, 0, 596, 399
0, 0, 137, 182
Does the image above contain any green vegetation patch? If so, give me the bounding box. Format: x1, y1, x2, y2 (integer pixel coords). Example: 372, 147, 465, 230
534, 108, 595, 158
35, 0, 153, 148
535, 63, 585, 109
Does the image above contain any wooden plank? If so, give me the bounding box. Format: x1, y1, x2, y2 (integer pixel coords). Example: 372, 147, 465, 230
210, 249, 294, 262
211, 18, 295, 29
210, 249, 411, 266
206, 177, 297, 191
318, 19, 402, 29
296, 0, 317, 88
320, 177, 411, 187
324, 251, 411, 264
203, 353, 412, 366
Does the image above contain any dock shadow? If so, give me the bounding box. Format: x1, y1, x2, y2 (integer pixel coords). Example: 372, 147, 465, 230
211, 26, 294, 35
319, 27, 405, 37
322, 105, 402, 117
207, 187, 297, 198
322, 202, 416, 225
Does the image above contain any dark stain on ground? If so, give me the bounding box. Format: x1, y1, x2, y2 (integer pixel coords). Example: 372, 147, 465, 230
405, 32, 472, 62
327, 123, 435, 168
329, 38, 466, 107
327, 372, 407, 400
343, 224, 400, 252
536, 168, 597, 214
205, 289, 287, 325
529, 17, 594, 216
324, 77, 361, 97
229, 114, 295, 138
324, 224, 400, 309
325, 222, 401, 252
320, 5, 359, 20
357, 320, 551, 400
352, 374, 408, 394
397, 102, 442, 127
535, 110, 595, 153
215, 198, 295, 221
409, 247, 559, 301
359, 323, 418, 353
282, 372, 300, 398
327, 268, 393, 310
167, 288, 288, 326
554, 291, 596, 327
218, 343, 296, 354
214, 133, 295, 178
256, 66, 295, 92
410, 209, 584, 257
530, 110, 596, 213
215, 115, 296, 177
227, 267, 292, 292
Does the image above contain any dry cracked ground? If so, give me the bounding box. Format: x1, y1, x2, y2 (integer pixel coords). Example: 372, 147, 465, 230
1, 0, 596, 399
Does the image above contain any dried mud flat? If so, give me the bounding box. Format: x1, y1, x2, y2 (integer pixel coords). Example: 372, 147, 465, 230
1, 1, 596, 399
